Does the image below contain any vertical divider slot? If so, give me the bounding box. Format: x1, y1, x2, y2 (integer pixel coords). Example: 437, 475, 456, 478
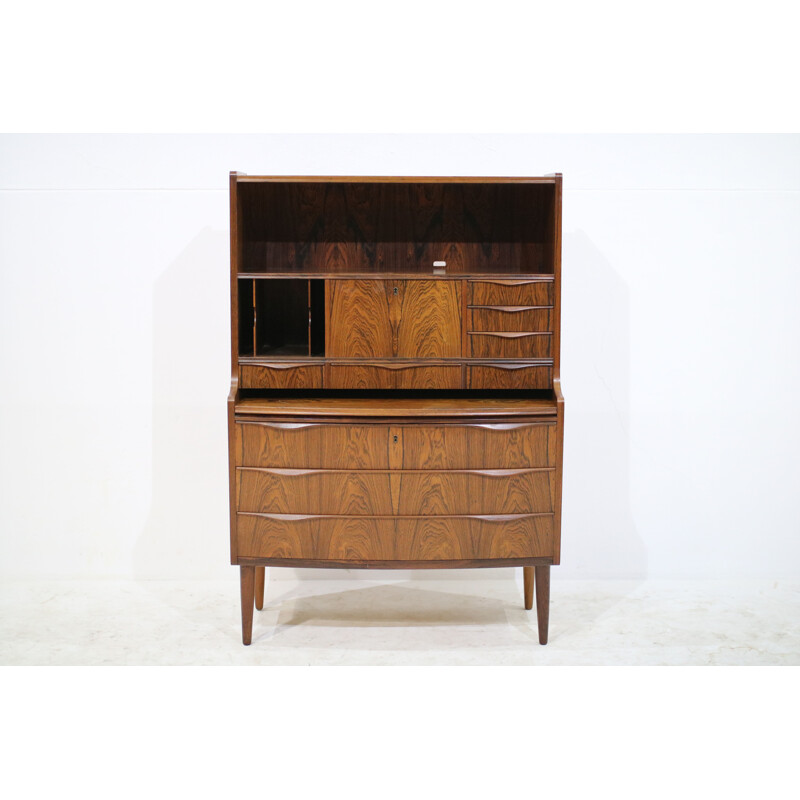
310, 279, 326, 356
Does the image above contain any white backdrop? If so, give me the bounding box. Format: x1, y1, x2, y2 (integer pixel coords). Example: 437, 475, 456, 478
1, 134, 798, 580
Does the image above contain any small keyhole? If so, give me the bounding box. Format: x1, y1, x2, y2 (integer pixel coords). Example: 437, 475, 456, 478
393, 435, 398, 443
393, 286, 399, 295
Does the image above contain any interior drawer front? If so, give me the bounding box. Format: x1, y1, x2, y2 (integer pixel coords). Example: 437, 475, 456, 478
327, 363, 461, 389
469, 306, 551, 332
469, 332, 552, 358
239, 363, 322, 389
237, 513, 555, 561
399, 423, 555, 469
467, 364, 552, 390
237, 422, 390, 469
237, 468, 555, 516
470, 280, 553, 306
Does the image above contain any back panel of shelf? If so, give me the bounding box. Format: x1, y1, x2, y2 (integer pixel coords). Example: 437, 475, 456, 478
236, 181, 556, 275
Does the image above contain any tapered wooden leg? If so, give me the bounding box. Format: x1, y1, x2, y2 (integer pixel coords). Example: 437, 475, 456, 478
240, 566, 255, 645
255, 567, 266, 611
523, 567, 534, 610
534, 565, 550, 645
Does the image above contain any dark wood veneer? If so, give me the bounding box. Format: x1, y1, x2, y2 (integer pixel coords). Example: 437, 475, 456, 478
229, 173, 564, 645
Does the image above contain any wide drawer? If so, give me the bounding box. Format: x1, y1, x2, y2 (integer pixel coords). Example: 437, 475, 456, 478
237, 467, 555, 515
467, 364, 552, 390
470, 280, 553, 306
327, 363, 461, 389
469, 306, 552, 332
239, 363, 323, 389
468, 331, 552, 358
237, 420, 556, 470
237, 513, 555, 560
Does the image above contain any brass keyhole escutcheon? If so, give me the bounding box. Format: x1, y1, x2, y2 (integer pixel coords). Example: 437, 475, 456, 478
393, 435, 398, 443
393, 286, 399, 295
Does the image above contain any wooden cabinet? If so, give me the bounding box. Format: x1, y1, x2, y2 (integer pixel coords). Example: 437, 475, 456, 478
229, 174, 565, 646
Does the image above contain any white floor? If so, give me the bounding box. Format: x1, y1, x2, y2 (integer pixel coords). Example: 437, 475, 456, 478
1, 576, 798, 665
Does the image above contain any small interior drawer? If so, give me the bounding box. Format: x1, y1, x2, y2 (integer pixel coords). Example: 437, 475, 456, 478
469, 280, 553, 306
469, 306, 552, 332
239, 363, 323, 389
467, 363, 552, 390
327, 363, 462, 389
468, 332, 552, 358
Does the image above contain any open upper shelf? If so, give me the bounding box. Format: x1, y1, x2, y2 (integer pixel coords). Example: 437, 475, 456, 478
235, 180, 557, 276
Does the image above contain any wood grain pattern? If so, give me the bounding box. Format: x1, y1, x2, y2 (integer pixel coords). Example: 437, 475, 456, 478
468, 332, 553, 358
239, 363, 323, 389
469, 280, 554, 306
398, 422, 556, 469
467, 364, 553, 390
236, 467, 556, 515
237, 513, 555, 561
469, 306, 552, 332
327, 280, 461, 358
237, 421, 556, 470
327, 363, 461, 389
237, 422, 390, 469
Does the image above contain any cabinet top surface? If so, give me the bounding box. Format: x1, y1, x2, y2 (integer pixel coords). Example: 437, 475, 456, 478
233, 174, 560, 184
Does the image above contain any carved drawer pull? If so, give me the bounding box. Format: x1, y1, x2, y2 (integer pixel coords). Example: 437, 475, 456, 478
253, 363, 312, 370
472, 422, 547, 430
469, 279, 552, 286
254, 422, 321, 429
475, 363, 549, 371
468, 331, 552, 339
361, 363, 448, 371
468, 305, 552, 312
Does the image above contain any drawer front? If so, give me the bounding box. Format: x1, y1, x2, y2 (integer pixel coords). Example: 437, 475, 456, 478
469, 332, 552, 358
470, 280, 553, 306
469, 306, 551, 332
237, 513, 555, 561
238, 421, 556, 470
237, 467, 555, 516
237, 422, 390, 469
467, 364, 552, 390
327, 363, 461, 390
398, 422, 555, 469
239, 363, 323, 389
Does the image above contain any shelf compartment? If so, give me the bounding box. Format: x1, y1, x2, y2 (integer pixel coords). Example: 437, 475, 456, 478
253, 279, 308, 357
236, 182, 556, 275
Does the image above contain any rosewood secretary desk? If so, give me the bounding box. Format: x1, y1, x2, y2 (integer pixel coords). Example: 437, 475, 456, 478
228, 174, 564, 645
